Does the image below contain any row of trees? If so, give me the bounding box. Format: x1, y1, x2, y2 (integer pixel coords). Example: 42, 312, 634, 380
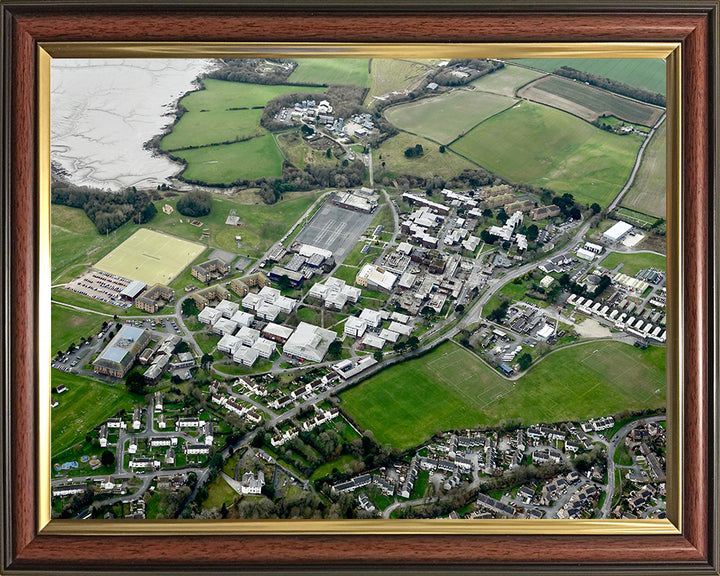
51, 182, 158, 234
554, 66, 666, 107
429, 59, 505, 87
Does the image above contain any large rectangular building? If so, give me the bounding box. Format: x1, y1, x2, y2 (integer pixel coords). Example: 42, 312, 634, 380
93, 325, 151, 378
283, 322, 336, 363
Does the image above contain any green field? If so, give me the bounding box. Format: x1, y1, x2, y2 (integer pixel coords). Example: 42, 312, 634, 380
288, 58, 371, 86
51, 205, 137, 283
94, 228, 205, 285
51, 304, 105, 353
600, 251, 666, 275
470, 65, 546, 97
520, 76, 663, 127
511, 59, 667, 95
160, 79, 324, 150
340, 341, 665, 450
174, 135, 285, 183
375, 131, 476, 180
449, 102, 643, 208
150, 192, 319, 258
385, 90, 516, 145
621, 121, 667, 218
52, 371, 137, 456
275, 131, 340, 170
366, 59, 430, 105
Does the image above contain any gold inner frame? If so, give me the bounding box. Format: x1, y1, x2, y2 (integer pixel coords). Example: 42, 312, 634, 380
37, 42, 682, 536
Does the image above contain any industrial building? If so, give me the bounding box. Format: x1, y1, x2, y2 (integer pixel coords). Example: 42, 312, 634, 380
283, 322, 337, 363
93, 325, 151, 378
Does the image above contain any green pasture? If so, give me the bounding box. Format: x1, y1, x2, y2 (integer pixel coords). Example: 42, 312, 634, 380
51, 371, 138, 456
275, 131, 339, 170
51, 304, 105, 353
94, 228, 205, 285
621, 122, 667, 219
375, 131, 476, 180
523, 76, 663, 127
366, 59, 430, 105
449, 102, 642, 208
511, 58, 666, 95
288, 58, 371, 86
385, 90, 516, 145
174, 135, 284, 183
599, 251, 666, 275
470, 65, 546, 97
339, 340, 665, 450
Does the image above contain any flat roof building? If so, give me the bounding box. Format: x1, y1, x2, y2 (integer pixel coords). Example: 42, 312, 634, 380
283, 322, 336, 363
356, 264, 397, 292
93, 325, 151, 378
603, 221, 633, 242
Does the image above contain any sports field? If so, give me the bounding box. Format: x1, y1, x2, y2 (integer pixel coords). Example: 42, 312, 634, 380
365, 59, 430, 105
339, 340, 665, 450
470, 65, 546, 97
375, 131, 476, 180
94, 228, 205, 285
288, 58, 371, 86
621, 121, 667, 218
174, 135, 284, 183
52, 371, 137, 456
511, 59, 667, 95
600, 251, 666, 275
518, 76, 664, 127
449, 101, 642, 208
385, 90, 517, 144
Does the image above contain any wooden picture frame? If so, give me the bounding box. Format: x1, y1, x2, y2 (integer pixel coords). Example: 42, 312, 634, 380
1, 1, 717, 574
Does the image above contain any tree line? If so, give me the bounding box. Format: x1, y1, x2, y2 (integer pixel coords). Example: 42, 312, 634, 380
51, 181, 158, 234
554, 66, 666, 108
204, 58, 297, 85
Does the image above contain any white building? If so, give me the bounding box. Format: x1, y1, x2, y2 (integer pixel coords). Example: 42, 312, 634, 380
237, 325, 261, 347
603, 221, 633, 242
216, 299, 239, 318
356, 264, 397, 292
252, 337, 276, 359
230, 310, 254, 327
233, 345, 259, 367
359, 308, 383, 328
283, 322, 337, 363
198, 306, 222, 325
218, 334, 242, 355
345, 317, 368, 338
212, 317, 238, 336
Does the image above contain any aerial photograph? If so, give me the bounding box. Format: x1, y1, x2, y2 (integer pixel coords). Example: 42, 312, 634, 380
50, 56, 667, 521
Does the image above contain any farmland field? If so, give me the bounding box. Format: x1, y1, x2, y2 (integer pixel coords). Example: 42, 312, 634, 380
385, 90, 516, 145
511, 59, 667, 95
375, 131, 476, 180
173, 135, 285, 183
52, 371, 138, 456
470, 65, 546, 97
340, 341, 665, 450
94, 228, 205, 285
600, 251, 666, 275
621, 121, 667, 218
288, 59, 371, 86
518, 76, 664, 126
449, 102, 643, 208
365, 59, 430, 105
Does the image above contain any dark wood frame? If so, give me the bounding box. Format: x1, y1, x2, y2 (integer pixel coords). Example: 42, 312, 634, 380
1, 1, 717, 574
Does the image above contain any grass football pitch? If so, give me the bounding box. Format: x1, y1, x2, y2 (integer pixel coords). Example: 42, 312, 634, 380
340, 341, 665, 450
94, 228, 205, 285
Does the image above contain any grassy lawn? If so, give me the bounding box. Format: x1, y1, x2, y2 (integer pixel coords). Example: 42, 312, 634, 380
339, 340, 665, 450
375, 131, 476, 181
288, 58, 371, 86
449, 101, 643, 208
366, 59, 430, 105
510, 58, 667, 95
51, 304, 105, 354
309, 454, 361, 480
51, 371, 139, 456
51, 287, 133, 317
470, 64, 546, 97
621, 121, 667, 219
521, 76, 663, 126
202, 475, 241, 510
385, 90, 517, 145
599, 251, 666, 275
147, 191, 319, 257
275, 130, 340, 170
332, 265, 360, 285
194, 331, 221, 354
174, 136, 284, 183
